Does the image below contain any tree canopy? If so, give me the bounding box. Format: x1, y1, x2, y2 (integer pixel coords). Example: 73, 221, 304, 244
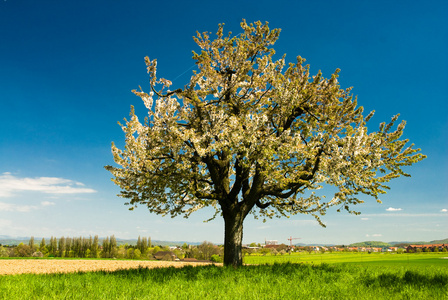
106, 20, 425, 267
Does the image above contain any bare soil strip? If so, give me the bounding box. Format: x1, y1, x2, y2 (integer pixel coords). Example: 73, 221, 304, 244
0, 259, 214, 275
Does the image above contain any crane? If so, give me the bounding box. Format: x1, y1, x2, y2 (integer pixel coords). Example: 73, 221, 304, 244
287, 236, 301, 247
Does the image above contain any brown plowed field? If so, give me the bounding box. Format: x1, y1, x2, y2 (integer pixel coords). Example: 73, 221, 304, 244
0, 259, 214, 275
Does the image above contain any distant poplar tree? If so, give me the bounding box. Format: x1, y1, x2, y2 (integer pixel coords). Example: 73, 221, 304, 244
136, 236, 142, 252
141, 237, 148, 254
83, 236, 92, 257
28, 236, 35, 251
47, 236, 52, 254
39, 238, 47, 253
102, 237, 110, 258
65, 237, 72, 257
50, 236, 57, 256
73, 237, 82, 257
58, 237, 66, 257
91, 235, 99, 258
110, 235, 118, 258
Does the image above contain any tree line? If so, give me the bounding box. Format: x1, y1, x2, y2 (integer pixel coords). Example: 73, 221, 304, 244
0, 236, 223, 261
0, 235, 152, 259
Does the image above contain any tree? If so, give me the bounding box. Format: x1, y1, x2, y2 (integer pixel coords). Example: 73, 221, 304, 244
91, 235, 99, 258
106, 20, 425, 267
110, 235, 118, 258
101, 237, 109, 258
0, 246, 9, 257
152, 246, 162, 255
49, 236, 57, 257
58, 237, 66, 257
65, 237, 72, 257
39, 238, 48, 255
28, 236, 35, 252
198, 241, 220, 260
134, 248, 142, 259
136, 236, 142, 252
141, 237, 148, 255
259, 248, 271, 256
126, 248, 135, 259
14, 243, 33, 257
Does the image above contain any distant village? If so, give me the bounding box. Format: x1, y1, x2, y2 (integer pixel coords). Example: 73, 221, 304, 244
243, 240, 448, 255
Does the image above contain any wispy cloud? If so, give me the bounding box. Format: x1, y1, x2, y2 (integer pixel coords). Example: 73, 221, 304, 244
361, 218, 369, 221
366, 233, 382, 237
386, 207, 402, 212
41, 201, 56, 206
362, 213, 445, 217
0, 202, 38, 212
0, 173, 96, 197
256, 225, 271, 230
441, 209, 447, 212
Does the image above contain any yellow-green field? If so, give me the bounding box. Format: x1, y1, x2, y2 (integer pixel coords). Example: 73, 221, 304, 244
243, 251, 448, 267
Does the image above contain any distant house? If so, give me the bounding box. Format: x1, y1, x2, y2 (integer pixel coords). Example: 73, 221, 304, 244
265, 240, 278, 246
242, 245, 261, 250
329, 246, 342, 252
264, 244, 288, 251
264, 244, 281, 250
181, 257, 198, 262
181, 257, 213, 263
153, 251, 179, 261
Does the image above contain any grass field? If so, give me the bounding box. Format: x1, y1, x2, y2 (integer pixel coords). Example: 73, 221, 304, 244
1, 253, 447, 299
243, 251, 448, 266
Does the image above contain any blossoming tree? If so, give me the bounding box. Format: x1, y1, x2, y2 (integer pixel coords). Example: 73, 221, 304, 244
106, 20, 425, 267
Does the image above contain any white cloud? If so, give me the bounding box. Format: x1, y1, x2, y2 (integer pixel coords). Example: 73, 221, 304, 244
361, 218, 369, 221
0, 202, 38, 212
0, 173, 96, 197
366, 233, 382, 238
41, 201, 55, 206
441, 209, 447, 212
386, 207, 403, 212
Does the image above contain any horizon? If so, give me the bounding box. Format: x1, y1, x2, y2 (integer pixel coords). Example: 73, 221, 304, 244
1, 234, 447, 247
1, 0, 447, 245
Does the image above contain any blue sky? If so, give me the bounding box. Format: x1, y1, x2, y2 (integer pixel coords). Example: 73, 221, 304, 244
0, 0, 446, 245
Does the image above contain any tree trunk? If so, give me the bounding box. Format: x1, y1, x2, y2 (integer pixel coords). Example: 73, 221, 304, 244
223, 211, 245, 267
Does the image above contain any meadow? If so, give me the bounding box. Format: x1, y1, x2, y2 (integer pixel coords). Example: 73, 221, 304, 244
1, 253, 447, 299
243, 251, 448, 266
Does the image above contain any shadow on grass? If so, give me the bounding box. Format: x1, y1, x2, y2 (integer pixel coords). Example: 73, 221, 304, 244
90, 262, 342, 283
362, 270, 448, 289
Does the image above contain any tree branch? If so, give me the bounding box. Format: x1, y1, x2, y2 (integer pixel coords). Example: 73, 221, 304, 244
261, 147, 324, 199
255, 199, 270, 209
151, 86, 183, 98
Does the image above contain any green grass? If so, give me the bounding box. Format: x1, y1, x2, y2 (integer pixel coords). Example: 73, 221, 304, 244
243, 251, 448, 267
1, 254, 447, 299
